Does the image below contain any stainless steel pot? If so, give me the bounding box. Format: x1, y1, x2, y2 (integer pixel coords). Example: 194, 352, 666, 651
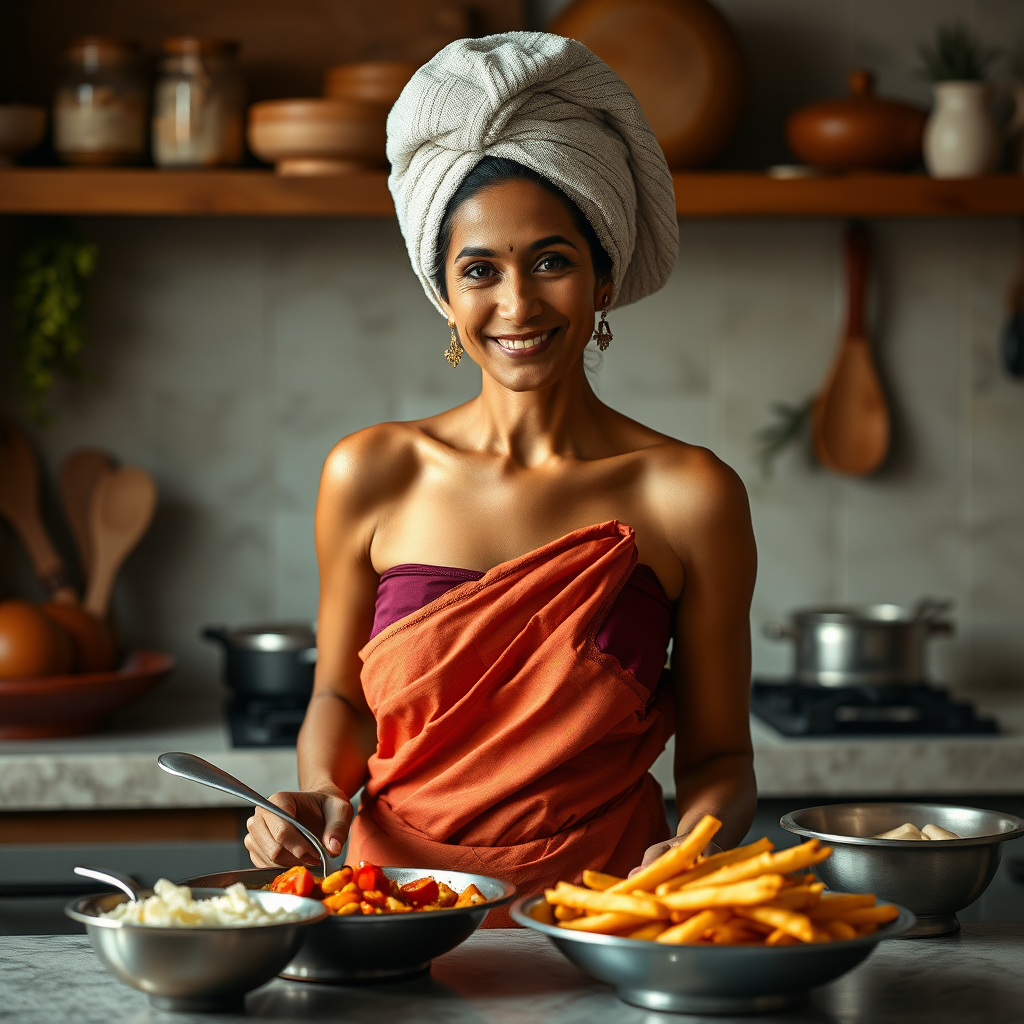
764, 600, 953, 687
202, 623, 317, 702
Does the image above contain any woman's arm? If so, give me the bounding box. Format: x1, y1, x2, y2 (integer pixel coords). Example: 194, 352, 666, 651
640, 448, 757, 865
244, 430, 394, 868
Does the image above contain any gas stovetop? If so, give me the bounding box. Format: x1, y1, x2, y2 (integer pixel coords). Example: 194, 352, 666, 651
751, 679, 999, 737
227, 699, 304, 748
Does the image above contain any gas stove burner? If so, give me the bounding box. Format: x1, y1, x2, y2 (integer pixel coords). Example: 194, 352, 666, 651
227, 698, 306, 748
751, 679, 998, 737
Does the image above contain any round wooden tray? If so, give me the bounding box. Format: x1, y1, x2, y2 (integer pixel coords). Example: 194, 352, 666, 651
0, 649, 174, 739
550, 0, 745, 168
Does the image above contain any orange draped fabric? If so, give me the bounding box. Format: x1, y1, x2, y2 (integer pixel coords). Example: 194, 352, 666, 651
348, 520, 674, 925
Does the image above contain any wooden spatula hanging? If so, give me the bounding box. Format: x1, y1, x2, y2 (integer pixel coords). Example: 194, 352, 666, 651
813, 223, 891, 475
60, 448, 115, 578
84, 466, 158, 619
0, 421, 78, 604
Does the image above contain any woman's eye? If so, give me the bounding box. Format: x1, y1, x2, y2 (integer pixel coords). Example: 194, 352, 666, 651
536, 254, 569, 272
464, 263, 493, 279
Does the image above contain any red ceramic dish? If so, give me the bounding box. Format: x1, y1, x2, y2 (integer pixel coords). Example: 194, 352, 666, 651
0, 649, 173, 739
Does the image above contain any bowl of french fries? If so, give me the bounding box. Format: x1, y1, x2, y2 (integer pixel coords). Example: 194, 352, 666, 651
512, 815, 914, 1015
782, 802, 1024, 938
184, 865, 516, 982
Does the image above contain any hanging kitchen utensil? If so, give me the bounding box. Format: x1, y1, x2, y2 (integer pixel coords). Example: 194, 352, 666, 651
84, 465, 157, 618
0, 421, 77, 603
59, 447, 115, 578
813, 223, 891, 475
157, 752, 336, 877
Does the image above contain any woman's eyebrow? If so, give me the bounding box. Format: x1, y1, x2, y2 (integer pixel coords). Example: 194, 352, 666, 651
531, 234, 578, 251
455, 245, 496, 259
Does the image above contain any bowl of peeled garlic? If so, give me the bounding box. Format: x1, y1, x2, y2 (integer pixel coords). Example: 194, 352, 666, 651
781, 803, 1024, 936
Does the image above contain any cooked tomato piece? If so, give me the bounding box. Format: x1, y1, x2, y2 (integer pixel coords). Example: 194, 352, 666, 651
400, 877, 439, 907
355, 861, 388, 893
270, 865, 315, 897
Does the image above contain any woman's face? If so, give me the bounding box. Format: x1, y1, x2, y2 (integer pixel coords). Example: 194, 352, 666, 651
440, 179, 610, 393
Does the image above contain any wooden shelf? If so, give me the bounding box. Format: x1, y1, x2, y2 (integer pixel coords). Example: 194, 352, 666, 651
2, 168, 1024, 218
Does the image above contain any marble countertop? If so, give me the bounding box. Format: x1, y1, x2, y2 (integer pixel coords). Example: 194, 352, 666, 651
5, 923, 1022, 1024
4, 685, 1024, 811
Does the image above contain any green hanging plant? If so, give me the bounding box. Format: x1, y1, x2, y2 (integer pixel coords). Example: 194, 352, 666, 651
918, 23, 998, 82
11, 219, 98, 423
754, 396, 815, 479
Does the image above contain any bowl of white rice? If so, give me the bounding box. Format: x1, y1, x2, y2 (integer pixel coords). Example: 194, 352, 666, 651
65, 878, 328, 1011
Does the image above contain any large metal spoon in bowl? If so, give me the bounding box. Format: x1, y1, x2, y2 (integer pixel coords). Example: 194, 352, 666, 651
157, 751, 335, 876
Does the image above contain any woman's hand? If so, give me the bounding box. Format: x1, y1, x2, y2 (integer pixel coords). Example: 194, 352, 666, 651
630, 833, 722, 876
244, 786, 353, 868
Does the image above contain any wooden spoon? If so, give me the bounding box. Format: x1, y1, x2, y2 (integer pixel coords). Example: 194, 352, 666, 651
0, 421, 78, 604
813, 223, 891, 475
84, 466, 158, 619
60, 448, 115, 578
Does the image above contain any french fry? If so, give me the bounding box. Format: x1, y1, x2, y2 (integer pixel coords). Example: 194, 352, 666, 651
856, 923, 879, 935
809, 893, 876, 919
824, 919, 857, 941
553, 905, 583, 921
660, 875, 784, 911
836, 904, 899, 926
655, 838, 774, 895
768, 883, 825, 910
626, 920, 671, 941
560, 911, 648, 934
607, 815, 722, 894
765, 928, 799, 946
546, 883, 668, 919
656, 908, 730, 945
735, 906, 815, 943
582, 869, 623, 891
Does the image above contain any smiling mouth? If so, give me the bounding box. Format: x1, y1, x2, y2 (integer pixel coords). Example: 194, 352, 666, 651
491, 329, 557, 354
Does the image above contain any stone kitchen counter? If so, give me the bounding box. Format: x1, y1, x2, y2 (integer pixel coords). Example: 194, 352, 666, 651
3, 687, 1024, 811
5, 924, 1023, 1024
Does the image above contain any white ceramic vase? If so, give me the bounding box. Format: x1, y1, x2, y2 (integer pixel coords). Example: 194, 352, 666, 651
923, 81, 1000, 179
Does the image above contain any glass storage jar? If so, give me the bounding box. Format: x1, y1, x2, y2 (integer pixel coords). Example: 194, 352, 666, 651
152, 38, 243, 167
53, 37, 146, 165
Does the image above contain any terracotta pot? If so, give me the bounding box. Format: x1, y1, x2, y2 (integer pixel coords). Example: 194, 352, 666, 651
787, 70, 926, 171
923, 81, 1000, 179
323, 61, 419, 107
247, 98, 387, 175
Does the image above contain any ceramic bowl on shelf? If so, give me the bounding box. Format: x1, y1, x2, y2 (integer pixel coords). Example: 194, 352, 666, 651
782, 803, 1024, 937
247, 98, 387, 175
787, 69, 926, 170
323, 61, 418, 108
0, 105, 47, 166
0, 649, 174, 738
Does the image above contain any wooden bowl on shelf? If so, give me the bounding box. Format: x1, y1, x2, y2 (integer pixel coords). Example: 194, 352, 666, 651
0, 649, 174, 739
247, 98, 387, 175
323, 61, 419, 108
0, 105, 47, 166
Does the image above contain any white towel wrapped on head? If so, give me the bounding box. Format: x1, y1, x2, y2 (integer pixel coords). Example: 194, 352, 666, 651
387, 31, 679, 316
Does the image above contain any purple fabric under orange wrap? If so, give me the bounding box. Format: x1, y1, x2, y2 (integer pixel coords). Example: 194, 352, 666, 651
348, 520, 675, 926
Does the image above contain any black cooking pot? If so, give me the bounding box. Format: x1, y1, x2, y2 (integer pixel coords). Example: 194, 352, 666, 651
202, 623, 316, 702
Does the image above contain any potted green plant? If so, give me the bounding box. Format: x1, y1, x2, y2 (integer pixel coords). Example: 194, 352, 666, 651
919, 23, 1000, 178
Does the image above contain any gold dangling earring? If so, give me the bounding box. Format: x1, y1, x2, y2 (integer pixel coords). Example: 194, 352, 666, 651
445, 318, 463, 368
592, 298, 613, 352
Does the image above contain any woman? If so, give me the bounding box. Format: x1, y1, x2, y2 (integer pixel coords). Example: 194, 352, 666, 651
245, 32, 757, 914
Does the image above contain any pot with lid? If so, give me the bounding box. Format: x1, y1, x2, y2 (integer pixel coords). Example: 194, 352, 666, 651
764, 600, 953, 687
202, 623, 316, 702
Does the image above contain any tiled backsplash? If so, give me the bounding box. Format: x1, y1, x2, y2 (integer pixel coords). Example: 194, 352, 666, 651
1, 216, 1022, 698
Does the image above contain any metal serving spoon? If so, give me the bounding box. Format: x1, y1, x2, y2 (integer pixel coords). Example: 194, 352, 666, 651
157, 751, 334, 876
74, 865, 145, 901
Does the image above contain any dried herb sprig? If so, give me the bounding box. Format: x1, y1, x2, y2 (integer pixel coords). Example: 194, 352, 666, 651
754, 397, 814, 478
12, 219, 98, 423
918, 23, 998, 82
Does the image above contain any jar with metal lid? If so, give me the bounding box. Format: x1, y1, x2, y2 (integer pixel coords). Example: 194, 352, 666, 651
152, 38, 243, 168
53, 37, 146, 165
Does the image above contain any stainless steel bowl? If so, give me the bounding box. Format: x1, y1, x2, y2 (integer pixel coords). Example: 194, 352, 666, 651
184, 866, 517, 982
64, 887, 328, 1012
511, 894, 914, 1014
782, 803, 1024, 937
